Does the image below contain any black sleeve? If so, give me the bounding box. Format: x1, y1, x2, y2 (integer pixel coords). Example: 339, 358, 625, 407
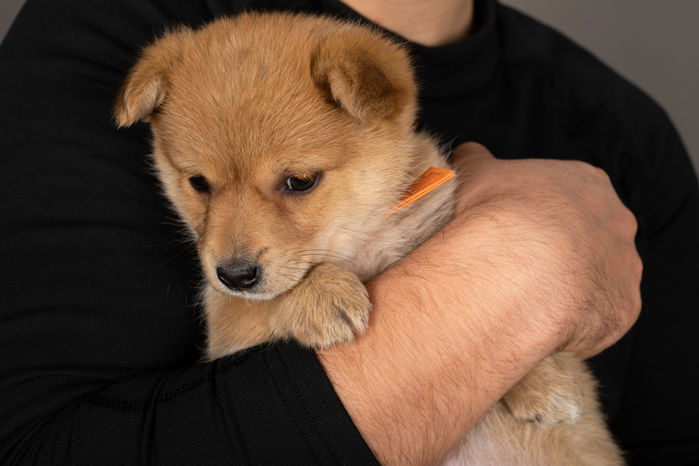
0, 0, 376, 463
608, 99, 699, 464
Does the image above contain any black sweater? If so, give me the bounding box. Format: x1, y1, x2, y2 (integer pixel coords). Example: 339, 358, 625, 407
1, 0, 697, 464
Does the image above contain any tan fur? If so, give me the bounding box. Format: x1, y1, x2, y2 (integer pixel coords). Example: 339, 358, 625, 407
116, 12, 623, 465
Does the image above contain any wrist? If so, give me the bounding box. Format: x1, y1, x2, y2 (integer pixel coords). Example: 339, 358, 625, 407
396, 211, 565, 363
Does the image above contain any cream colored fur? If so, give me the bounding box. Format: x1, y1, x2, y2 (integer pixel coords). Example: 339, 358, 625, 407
115, 12, 624, 465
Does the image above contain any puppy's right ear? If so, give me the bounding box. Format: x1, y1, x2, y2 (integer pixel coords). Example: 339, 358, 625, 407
310, 28, 417, 126
114, 33, 184, 128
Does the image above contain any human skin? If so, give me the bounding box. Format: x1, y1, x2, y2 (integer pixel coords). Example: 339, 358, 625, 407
341, 0, 476, 46
317, 143, 642, 464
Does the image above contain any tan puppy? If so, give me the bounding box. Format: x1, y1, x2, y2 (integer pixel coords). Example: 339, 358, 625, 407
115, 12, 623, 465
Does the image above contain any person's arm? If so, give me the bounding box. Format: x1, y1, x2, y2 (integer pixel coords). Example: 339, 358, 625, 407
320, 143, 642, 464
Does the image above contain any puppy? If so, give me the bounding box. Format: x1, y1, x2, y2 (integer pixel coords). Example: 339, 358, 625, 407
115, 12, 623, 465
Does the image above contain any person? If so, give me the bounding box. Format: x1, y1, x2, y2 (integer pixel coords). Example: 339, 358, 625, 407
0, 0, 695, 464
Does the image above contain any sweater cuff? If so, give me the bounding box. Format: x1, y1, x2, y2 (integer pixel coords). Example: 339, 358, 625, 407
265, 342, 379, 465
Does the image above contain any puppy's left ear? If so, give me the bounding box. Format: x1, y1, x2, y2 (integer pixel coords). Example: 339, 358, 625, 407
114, 30, 187, 128
310, 28, 417, 125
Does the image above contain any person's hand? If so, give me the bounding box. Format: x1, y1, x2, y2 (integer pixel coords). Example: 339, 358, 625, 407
450, 142, 642, 359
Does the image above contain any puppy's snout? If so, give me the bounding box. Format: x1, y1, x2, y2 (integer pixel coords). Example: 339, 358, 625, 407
216, 261, 261, 291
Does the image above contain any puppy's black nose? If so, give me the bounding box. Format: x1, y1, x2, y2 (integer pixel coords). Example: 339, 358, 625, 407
216, 262, 260, 291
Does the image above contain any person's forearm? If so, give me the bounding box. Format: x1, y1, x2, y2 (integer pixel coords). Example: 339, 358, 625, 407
318, 213, 560, 465
318, 143, 642, 465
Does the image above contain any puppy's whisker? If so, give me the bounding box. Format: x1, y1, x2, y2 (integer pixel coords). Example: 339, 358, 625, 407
294, 248, 354, 260
293, 251, 356, 267
335, 225, 371, 236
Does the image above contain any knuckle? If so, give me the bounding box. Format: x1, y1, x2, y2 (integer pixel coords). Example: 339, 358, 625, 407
458, 141, 489, 154
634, 254, 644, 279
567, 160, 589, 170
626, 210, 639, 234
589, 164, 611, 182
452, 141, 496, 164
629, 292, 642, 322
571, 160, 608, 179
611, 204, 638, 238
622, 285, 643, 327
619, 202, 637, 223
634, 293, 643, 315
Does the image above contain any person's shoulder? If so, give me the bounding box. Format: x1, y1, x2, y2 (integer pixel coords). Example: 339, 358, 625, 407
495, 3, 668, 137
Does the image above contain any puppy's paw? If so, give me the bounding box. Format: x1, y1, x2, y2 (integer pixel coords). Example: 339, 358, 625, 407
503, 385, 583, 428
503, 355, 584, 428
285, 262, 371, 348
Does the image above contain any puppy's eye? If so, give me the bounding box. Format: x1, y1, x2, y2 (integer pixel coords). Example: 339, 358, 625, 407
285, 173, 321, 193
188, 175, 210, 193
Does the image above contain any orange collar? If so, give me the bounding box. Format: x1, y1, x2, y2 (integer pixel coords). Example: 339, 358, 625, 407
387, 167, 455, 216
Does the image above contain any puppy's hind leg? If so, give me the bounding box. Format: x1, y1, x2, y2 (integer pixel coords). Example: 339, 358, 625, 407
502, 353, 584, 428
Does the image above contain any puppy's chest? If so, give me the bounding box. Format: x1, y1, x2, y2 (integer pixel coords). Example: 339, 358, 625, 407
350, 234, 415, 282
349, 182, 456, 283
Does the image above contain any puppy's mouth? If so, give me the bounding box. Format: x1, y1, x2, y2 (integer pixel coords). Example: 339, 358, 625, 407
209, 257, 311, 301
207, 247, 355, 300
213, 262, 273, 300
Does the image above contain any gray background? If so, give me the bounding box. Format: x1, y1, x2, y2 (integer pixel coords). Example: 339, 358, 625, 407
1, 0, 697, 171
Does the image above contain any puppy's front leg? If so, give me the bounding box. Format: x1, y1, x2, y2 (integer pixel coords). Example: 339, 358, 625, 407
205, 262, 371, 359
273, 262, 371, 349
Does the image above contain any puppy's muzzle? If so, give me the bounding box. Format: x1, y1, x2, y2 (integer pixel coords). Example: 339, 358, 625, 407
216, 260, 261, 291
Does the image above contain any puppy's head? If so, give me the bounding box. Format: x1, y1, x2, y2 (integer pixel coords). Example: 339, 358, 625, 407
115, 13, 420, 299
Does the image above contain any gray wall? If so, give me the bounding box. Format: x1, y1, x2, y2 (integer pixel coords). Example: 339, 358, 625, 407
1, 0, 697, 171
0, 0, 23, 46
501, 0, 698, 173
